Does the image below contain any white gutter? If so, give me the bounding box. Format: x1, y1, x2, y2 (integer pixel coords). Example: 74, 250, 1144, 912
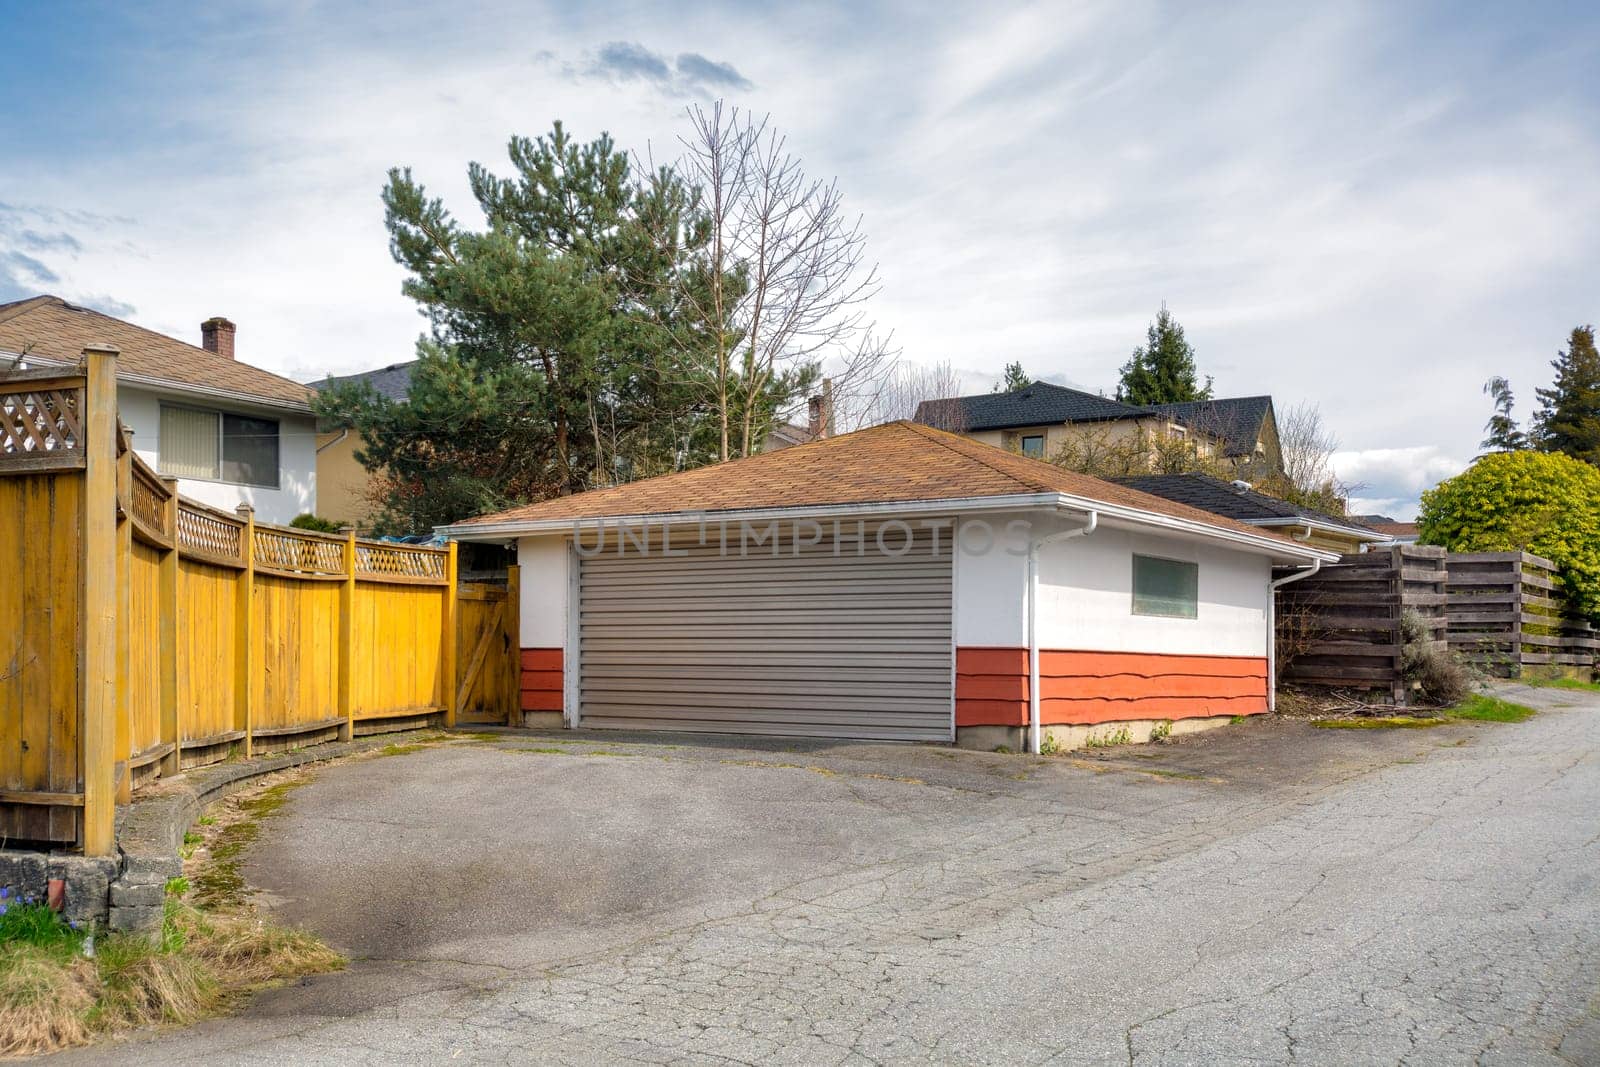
443, 491, 1335, 565
1266, 559, 1323, 711
1027, 510, 1098, 755
1250, 516, 1393, 544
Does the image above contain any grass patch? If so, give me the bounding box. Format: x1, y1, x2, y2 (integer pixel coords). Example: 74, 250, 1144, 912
1312, 716, 1446, 730
1, 774, 342, 1056
374, 742, 430, 758
1449, 694, 1536, 723
1311, 694, 1536, 731
1527, 677, 1600, 692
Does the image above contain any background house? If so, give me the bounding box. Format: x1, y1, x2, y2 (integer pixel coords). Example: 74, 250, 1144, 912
915, 382, 1282, 472
0, 296, 316, 524
307, 360, 416, 528
1118, 473, 1388, 554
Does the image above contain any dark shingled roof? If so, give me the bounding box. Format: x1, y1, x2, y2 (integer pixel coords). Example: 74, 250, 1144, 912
1115, 473, 1382, 538
914, 381, 1140, 432
1145, 396, 1274, 458
307, 360, 416, 402
915, 385, 1275, 458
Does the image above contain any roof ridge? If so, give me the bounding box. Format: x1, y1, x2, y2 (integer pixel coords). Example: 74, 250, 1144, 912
897, 420, 1041, 493
0, 294, 61, 327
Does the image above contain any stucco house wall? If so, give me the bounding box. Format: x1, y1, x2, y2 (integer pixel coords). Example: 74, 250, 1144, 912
951, 513, 1271, 738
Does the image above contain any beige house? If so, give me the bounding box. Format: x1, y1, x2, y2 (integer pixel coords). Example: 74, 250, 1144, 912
915, 383, 1282, 474
307, 360, 416, 529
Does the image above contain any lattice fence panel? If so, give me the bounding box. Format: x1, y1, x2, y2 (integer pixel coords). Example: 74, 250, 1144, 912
0, 387, 84, 459
254, 528, 344, 575
129, 463, 171, 537
176, 503, 243, 560
356, 542, 447, 582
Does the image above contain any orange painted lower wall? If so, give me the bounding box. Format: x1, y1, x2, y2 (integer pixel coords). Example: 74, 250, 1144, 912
956, 647, 1268, 727
520, 648, 563, 713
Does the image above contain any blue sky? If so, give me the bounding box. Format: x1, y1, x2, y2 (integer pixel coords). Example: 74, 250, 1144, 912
3, 1, 1598, 518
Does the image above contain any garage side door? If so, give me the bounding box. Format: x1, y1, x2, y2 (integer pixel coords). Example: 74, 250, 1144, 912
578, 527, 953, 741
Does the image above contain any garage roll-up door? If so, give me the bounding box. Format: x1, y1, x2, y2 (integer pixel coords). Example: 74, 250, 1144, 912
578, 523, 953, 741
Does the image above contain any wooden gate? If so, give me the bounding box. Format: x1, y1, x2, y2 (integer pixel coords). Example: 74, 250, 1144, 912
455, 568, 520, 724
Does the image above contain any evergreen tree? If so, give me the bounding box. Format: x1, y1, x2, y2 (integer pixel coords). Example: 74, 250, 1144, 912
1532, 326, 1600, 465
1115, 304, 1213, 405
1480, 376, 1527, 452
995, 361, 1031, 392
317, 124, 740, 533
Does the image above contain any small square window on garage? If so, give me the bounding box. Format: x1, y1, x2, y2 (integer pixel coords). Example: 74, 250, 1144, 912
1132, 554, 1198, 618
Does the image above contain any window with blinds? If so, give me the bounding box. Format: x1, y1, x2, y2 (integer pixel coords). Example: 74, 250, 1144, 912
159, 405, 280, 487
159, 406, 220, 479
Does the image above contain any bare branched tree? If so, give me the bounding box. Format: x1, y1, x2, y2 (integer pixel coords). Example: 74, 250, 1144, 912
848, 359, 965, 430
676, 103, 898, 458
1272, 401, 1360, 513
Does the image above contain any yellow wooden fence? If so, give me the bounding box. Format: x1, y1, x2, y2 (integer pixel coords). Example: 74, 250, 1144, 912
1, 346, 518, 856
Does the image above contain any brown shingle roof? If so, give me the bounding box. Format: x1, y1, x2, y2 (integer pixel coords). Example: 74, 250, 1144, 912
455, 420, 1299, 545
0, 295, 313, 410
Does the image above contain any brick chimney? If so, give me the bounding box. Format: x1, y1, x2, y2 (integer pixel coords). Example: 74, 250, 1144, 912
201, 317, 236, 360
807, 378, 836, 440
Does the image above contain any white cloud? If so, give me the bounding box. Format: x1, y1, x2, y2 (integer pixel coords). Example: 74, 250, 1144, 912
1334, 445, 1470, 520
2, 0, 1597, 507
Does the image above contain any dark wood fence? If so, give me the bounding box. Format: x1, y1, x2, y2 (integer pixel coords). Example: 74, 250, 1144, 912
1275, 545, 1448, 705
1445, 552, 1600, 677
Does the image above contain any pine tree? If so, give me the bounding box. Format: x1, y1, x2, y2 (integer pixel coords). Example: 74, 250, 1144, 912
1533, 326, 1600, 465
1116, 304, 1213, 405
1480, 376, 1527, 452
316, 124, 738, 532
995, 361, 1031, 392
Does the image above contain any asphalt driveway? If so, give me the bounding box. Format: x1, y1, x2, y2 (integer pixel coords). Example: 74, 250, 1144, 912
67, 685, 1600, 1065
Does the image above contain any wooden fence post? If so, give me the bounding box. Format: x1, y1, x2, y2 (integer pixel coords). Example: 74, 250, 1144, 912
158, 477, 180, 778
235, 504, 256, 758
443, 540, 459, 728
505, 564, 521, 727
81, 344, 120, 857
114, 434, 133, 803
338, 527, 356, 741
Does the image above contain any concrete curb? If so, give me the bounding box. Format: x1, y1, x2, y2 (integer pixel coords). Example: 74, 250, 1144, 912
102, 729, 439, 934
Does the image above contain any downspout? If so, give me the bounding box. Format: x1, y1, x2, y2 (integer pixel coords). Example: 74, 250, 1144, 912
1267, 559, 1322, 711
1290, 521, 1312, 542
1028, 511, 1098, 755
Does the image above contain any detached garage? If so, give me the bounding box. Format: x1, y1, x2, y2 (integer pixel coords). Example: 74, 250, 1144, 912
443, 422, 1335, 752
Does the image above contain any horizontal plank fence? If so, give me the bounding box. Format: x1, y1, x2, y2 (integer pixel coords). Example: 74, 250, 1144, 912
1445, 552, 1599, 678
1276, 545, 1449, 704
2, 347, 517, 855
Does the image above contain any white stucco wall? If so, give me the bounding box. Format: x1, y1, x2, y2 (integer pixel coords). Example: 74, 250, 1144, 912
517, 535, 571, 648
953, 512, 1272, 658
119, 385, 317, 526
1035, 522, 1271, 658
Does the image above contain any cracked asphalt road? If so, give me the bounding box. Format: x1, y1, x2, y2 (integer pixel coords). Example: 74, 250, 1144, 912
67, 683, 1600, 1065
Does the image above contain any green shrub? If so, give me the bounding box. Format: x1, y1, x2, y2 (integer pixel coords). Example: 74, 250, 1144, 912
288, 513, 343, 534
1399, 609, 1471, 706
1418, 450, 1600, 619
